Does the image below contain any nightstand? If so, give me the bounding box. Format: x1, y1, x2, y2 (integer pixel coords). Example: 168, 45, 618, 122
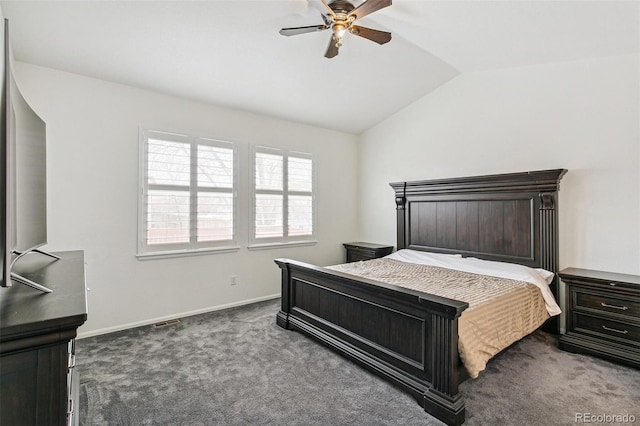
559, 268, 640, 368
343, 242, 394, 263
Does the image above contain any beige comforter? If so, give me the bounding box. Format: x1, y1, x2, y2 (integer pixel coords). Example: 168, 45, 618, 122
327, 258, 549, 378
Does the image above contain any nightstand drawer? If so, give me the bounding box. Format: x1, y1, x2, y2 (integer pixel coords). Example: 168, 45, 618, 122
575, 291, 640, 318
574, 312, 640, 347
348, 249, 373, 262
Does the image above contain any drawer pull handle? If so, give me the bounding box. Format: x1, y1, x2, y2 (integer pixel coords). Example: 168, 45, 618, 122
600, 302, 628, 311
602, 325, 628, 335
609, 282, 617, 286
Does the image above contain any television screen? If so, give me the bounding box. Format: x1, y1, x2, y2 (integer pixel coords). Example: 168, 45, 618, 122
1, 18, 52, 291
10, 70, 47, 253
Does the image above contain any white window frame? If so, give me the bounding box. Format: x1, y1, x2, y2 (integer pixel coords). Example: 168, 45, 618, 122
249, 145, 316, 249
137, 128, 239, 259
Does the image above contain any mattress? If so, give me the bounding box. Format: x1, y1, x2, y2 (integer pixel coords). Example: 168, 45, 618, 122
327, 256, 553, 378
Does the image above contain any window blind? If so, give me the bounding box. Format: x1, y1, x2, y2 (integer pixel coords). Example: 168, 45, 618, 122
252, 147, 314, 243
140, 130, 235, 254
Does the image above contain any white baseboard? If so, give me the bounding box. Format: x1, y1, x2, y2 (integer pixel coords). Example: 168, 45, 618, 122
77, 293, 280, 339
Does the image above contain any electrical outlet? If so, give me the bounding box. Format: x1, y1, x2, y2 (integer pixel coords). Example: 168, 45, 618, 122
230, 275, 237, 286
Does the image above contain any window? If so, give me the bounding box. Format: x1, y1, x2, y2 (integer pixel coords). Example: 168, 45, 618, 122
251, 146, 315, 247
138, 129, 236, 256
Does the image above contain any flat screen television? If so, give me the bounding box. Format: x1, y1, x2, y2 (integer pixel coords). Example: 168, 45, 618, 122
1, 19, 58, 293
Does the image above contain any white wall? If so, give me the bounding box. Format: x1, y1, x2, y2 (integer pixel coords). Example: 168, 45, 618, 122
14, 62, 360, 336
359, 54, 640, 276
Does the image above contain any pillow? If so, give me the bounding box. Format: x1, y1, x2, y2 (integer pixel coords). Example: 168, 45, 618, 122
535, 268, 556, 285
386, 249, 462, 263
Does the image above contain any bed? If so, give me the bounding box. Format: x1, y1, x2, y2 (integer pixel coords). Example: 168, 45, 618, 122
275, 169, 567, 425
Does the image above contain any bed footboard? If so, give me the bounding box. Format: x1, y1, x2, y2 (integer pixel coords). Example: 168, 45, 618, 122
275, 258, 469, 426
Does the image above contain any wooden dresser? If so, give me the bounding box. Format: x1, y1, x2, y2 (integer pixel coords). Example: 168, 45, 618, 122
0, 251, 88, 426
343, 242, 394, 263
559, 268, 639, 368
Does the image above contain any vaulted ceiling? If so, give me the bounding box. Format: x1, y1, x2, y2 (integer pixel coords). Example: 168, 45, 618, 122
1, 1, 638, 134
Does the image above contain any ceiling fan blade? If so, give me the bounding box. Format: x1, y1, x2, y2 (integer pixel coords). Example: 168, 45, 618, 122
324, 37, 339, 58
349, 0, 391, 21
349, 25, 391, 45
279, 25, 329, 36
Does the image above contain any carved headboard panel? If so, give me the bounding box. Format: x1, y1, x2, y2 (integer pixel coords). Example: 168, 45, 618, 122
390, 169, 567, 332
405, 197, 536, 265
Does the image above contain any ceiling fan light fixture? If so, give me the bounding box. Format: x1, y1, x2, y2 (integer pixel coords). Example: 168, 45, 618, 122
333, 23, 347, 47
279, 0, 393, 58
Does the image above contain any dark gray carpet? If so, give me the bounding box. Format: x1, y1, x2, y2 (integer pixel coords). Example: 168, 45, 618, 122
77, 299, 639, 425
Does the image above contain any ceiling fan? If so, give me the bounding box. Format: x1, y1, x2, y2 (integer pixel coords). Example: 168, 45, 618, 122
279, 0, 392, 59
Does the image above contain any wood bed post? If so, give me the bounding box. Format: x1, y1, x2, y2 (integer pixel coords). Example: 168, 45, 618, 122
539, 190, 561, 333
275, 259, 292, 330
528, 169, 566, 333
395, 182, 407, 250
422, 302, 466, 426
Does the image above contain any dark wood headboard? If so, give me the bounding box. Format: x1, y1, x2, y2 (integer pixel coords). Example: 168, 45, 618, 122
390, 169, 567, 332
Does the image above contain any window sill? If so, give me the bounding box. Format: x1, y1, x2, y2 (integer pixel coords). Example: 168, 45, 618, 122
136, 245, 241, 260
247, 240, 317, 251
